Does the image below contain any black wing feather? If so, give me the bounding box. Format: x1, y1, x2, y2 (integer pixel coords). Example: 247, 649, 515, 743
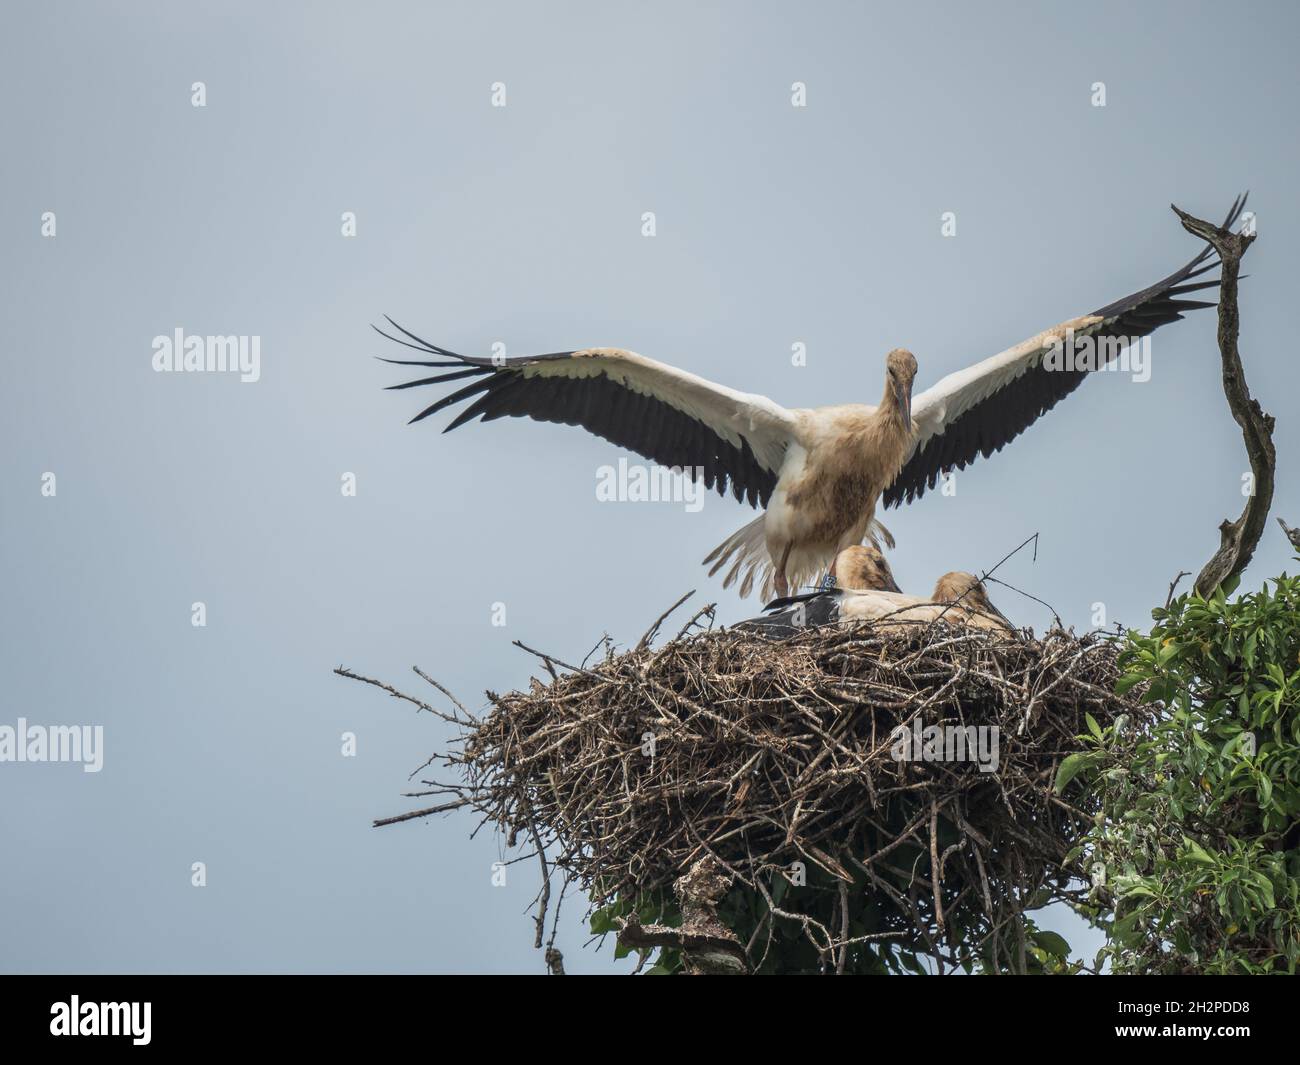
383, 334, 780, 507
737, 590, 843, 637
883, 195, 1248, 508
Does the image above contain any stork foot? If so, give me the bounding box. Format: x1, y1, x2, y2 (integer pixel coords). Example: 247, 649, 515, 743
774, 543, 794, 599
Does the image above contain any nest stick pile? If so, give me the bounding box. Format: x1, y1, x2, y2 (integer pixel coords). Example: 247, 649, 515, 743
351, 615, 1144, 972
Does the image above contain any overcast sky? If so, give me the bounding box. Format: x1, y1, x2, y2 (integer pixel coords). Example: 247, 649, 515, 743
2, 0, 1296, 974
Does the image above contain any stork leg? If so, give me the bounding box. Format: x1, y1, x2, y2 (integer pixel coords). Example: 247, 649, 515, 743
774, 542, 793, 598
816, 556, 839, 591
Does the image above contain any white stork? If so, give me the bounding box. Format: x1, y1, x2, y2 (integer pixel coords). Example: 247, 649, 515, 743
381, 196, 1245, 598
831, 544, 901, 593
742, 563, 1014, 638
928, 572, 1015, 634
737, 544, 907, 636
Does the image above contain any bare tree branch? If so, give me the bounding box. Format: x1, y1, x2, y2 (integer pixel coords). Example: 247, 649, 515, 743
1169, 204, 1271, 597
617, 857, 750, 974
1165, 571, 1190, 609
636, 589, 695, 652
334, 666, 467, 725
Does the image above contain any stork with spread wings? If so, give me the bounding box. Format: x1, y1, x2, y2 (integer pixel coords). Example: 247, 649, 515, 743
381, 196, 1246, 599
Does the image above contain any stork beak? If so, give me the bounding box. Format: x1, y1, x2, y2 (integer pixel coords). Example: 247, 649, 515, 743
899, 377, 913, 433
976, 590, 1014, 631
883, 572, 902, 593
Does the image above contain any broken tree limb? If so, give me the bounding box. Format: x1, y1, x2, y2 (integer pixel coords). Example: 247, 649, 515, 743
1278, 517, 1300, 553
1165, 570, 1191, 609
616, 857, 750, 974
1170, 204, 1271, 597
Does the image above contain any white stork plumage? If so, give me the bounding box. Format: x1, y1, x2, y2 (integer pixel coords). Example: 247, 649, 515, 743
381, 196, 1245, 597
928, 572, 1015, 634
742, 564, 1014, 638
833, 544, 902, 594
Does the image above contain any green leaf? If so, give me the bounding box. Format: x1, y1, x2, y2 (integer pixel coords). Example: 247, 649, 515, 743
1115, 673, 1146, 695
1054, 752, 1092, 794
772, 872, 789, 906
1032, 930, 1071, 958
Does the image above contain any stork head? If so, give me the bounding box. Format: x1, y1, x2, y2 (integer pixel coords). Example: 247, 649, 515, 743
885, 348, 917, 432
932, 572, 1013, 629
835, 545, 901, 593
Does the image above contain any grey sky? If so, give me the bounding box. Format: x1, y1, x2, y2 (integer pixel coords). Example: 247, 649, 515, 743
1, 1, 1296, 974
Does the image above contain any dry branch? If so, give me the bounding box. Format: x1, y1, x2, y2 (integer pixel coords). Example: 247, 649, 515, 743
1278, 518, 1300, 553
1169, 204, 1270, 596
617, 857, 750, 974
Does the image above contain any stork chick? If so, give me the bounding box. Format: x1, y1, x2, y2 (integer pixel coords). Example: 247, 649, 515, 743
834, 545, 902, 593
739, 545, 914, 637
929, 572, 1014, 633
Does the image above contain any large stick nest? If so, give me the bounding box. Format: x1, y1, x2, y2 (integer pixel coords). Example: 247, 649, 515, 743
399, 613, 1145, 972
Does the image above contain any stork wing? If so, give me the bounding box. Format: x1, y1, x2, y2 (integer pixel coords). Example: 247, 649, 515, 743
884, 195, 1248, 508
379, 321, 799, 508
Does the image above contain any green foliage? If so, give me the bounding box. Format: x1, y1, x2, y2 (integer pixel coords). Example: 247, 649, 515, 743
1072, 570, 1300, 973
588, 890, 683, 973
